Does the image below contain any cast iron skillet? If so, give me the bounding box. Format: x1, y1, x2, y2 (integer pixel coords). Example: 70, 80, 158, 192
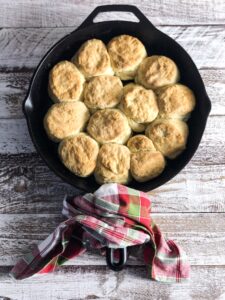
23, 4, 211, 193
23, 4, 211, 272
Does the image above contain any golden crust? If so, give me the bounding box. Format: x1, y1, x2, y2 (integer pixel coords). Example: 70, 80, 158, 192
121, 83, 159, 123
87, 109, 132, 144
43, 102, 90, 142
145, 119, 189, 159
127, 135, 156, 153
130, 151, 165, 182
48, 60, 85, 103
72, 39, 114, 78
156, 84, 196, 119
94, 143, 130, 184
58, 133, 99, 177
107, 35, 147, 80
127, 118, 147, 133
84, 75, 123, 109
136, 56, 180, 89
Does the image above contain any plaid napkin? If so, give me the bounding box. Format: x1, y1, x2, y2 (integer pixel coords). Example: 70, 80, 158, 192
10, 183, 190, 282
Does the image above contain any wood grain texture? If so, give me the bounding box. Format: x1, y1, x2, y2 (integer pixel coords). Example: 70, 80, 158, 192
0, 0, 225, 27
0, 1, 224, 298
1, 266, 225, 300
1, 213, 225, 266
0, 26, 225, 69
0, 154, 224, 214
0, 69, 224, 119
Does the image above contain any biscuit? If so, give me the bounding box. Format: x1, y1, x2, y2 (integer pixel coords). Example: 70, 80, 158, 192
87, 109, 132, 144
136, 56, 179, 89
130, 151, 166, 182
84, 75, 123, 110
120, 83, 159, 123
48, 60, 85, 103
58, 133, 99, 177
72, 39, 114, 78
118, 102, 146, 132
107, 35, 147, 80
156, 84, 196, 119
44, 101, 90, 142
145, 119, 189, 159
127, 118, 147, 133
94, 143, 130, 184
127, 135, 156, 152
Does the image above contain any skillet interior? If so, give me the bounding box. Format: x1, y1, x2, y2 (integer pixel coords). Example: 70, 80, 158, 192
24, 10, 211, 192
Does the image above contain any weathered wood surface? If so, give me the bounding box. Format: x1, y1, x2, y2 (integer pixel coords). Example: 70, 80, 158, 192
1, 266, 225, 300
0, 26, 225, 69
0, 0, 225, 27
0, 1, 225, 299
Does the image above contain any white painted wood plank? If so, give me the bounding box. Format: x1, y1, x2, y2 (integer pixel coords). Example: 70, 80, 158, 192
0, 26, 225, 69
0, 213, 225, 266
0, 115, 223, 155
0, 265, 225, 300
0, 0, 224, 27
0, 154, 224, 214
0, 69, 223, 119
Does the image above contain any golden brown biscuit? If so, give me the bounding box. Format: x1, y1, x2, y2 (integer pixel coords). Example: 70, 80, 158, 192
130, 151, 165, 182
127, 135, 156, 152
48, 60, 85, 103
87, 109, 132, 144
72, 39, 113, 78
107, 35, 147, 80
136, 56, 180, 89
120, 83, 158, 123
145, 119, 189, 159
156, 84, 196, 119
84, 75, 123, 110
118, 102, 146, 132
58, 133, 99, 177
127, 135, 165, 181
44, 102, 90, 142
94, 143, 130, 184
127, 118, 147, 133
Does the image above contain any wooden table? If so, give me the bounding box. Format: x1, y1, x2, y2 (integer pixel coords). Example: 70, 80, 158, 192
0, 1, 224, 299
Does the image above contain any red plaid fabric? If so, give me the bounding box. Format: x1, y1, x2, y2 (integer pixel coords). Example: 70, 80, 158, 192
10, 184, 190, 282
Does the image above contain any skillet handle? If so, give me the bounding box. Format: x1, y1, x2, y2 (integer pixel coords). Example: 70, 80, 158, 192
106, 247, 127, 272
77, 5, 153, 30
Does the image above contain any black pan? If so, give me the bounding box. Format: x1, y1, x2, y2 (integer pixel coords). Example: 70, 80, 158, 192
23, 4, 211, 193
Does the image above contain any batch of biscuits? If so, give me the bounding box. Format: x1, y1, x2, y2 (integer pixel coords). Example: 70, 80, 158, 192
44, 35, 196, 184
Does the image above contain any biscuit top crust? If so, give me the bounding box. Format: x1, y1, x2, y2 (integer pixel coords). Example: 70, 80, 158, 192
59, 133, 99, 177
136, 55, 179, 89
84, 75, 123, 109
48, 60, 84, 102
127, 135, 156, 152
73, 39, 113, 78
97, 143, 130, 175
121, 83, 159, 123
87, 109, 131, 144
156, 84, 196, 118
107, 35, 147, 71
